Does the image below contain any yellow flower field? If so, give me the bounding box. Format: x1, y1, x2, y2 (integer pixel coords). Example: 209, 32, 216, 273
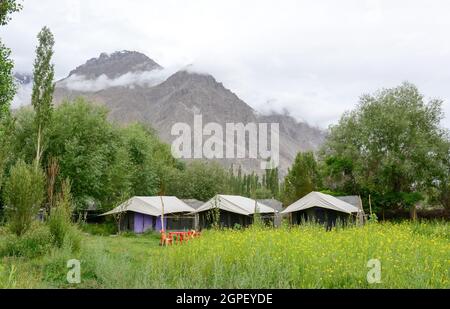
1, 221, 449, 288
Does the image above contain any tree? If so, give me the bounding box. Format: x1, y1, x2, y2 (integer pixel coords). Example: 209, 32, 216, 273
0, 40, 15, 119
0, 0, 22, 190
31, 26, 55, 167
10, 99, 182, 212
166, 161, 229, 201
3, 160, 45, 236
45, 98, 120, 210
0, 0, 22, 26
281, 152, 321, 206
322, 82, 450, 218
48, 178, 73, 247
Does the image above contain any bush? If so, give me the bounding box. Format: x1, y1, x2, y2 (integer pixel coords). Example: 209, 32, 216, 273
0, 224, 53, 258
48, 180, 81, 252
62, 225, 82, 253
48, 205, 70, 248
80, 221, 118, 236
3, 160, 45, 236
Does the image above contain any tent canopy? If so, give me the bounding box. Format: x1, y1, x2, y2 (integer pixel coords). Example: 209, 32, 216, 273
194, 195, 277, 216
100, 196, 195, 217
281, 191, 361, 215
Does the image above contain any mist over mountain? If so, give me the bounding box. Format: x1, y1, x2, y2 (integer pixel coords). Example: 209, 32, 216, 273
19, 51, 326, 173
12, 72, 33, 108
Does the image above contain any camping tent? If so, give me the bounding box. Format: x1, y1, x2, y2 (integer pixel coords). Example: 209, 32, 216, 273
194, 195, 277, 228
257, 198, 283, 227
282, 191, 361, 228
101, 196, 195, 233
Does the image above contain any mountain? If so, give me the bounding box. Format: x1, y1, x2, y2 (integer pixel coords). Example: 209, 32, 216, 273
67, 50, 162, 79
13, 72, 33, 108
14, 72, 33, 85
49, 51, 326, 174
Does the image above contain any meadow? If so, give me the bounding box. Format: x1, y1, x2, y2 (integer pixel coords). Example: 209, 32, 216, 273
0, 221, 449, 288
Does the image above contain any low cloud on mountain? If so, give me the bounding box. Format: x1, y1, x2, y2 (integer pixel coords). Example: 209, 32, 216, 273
60, 67, 178, 92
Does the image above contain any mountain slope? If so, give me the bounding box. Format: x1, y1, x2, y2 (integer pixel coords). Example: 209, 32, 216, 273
50, 51, 325, 173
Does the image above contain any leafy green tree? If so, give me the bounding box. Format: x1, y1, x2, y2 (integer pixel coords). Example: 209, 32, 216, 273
0, 40, 15, 119
281, 151, 321, 206
3, 160, 45, 236
322, 82, 450, 217
45, 98, 119, 210
48, 179, 73, 247
0, 0, 22, 190
166, 161, 229, 201
0, 0, 22, 26
31, 26, 55, 166
10, 99, 182, 211
6, 106, 36, 162
118, 123, 178, 200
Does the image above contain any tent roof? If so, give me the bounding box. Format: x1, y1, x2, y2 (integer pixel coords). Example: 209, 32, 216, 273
336, 196, 364, 213
281, 192, 361, 215
257, 198, 283, 212
194, 195, 277, 216
182, 199, 205, 210
100, 196, 195, 217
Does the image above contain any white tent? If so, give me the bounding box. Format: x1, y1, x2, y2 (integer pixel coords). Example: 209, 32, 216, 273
281, 191, 361, 215
100, 196, 195, 217
194, 195, 277, 215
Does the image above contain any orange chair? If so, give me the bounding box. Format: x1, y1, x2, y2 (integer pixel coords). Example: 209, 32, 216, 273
160, 232, 173, 246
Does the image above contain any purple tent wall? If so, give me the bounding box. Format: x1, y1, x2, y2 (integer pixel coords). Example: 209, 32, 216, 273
155, 216, 167, 231
133, 213, 154, 233
143, 215, 152, 232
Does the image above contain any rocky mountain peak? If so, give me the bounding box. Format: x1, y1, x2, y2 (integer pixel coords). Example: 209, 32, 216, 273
68, 50, 163, 79
14, 72, 33, 85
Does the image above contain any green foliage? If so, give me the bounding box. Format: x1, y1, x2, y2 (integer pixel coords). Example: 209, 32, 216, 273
80, 221, 118, 236
167, 161, 229, 201
120, 123, 171, 197
31, 26, 55, 165
207, 196, 221, 229
0, 40, 15, 119
0, 0, 22, 26
31, 26, 55, 131
10, 99, 179, 212
252, 203, 263, 228
0, 224, 53, 258
48, 179, 74, 248
281, 151, 321, 206
0, 0, 21, 192
0, 221, 448, 288
368, 213, 378, 223
227, 166, 279, 199
45, 99, 118, 209
3, 160, 45, 236
322, 82, 450, 213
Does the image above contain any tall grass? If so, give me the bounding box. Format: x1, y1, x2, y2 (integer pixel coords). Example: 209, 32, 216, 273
1, 221, 449, 288
79, 221, 449, 288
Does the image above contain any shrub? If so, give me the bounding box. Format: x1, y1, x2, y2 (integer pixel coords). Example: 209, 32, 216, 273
48, 179, 81, 252
81, 221, 118, 236
48, 179, 72, 246
3, 160, 45, 236
62, 225, 82, 253
0, 224, 53, 258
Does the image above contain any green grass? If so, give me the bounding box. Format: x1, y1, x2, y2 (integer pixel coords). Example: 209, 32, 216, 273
1, 221, 449, 288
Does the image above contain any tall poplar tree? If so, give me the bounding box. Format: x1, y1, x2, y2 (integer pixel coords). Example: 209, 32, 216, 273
31, 26, 55, 168
0, 0, 22, 188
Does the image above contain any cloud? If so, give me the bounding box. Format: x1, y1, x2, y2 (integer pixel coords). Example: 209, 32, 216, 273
12, 80, 33, 108
59, 66, 178, 92
2, 0, 450, 128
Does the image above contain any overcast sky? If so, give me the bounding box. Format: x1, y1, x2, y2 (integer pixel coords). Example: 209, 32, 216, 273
2, 0, 450, 128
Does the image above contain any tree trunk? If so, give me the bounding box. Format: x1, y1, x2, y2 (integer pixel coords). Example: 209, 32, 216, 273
410, 205, 417, 221
35, 124, 42, 169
